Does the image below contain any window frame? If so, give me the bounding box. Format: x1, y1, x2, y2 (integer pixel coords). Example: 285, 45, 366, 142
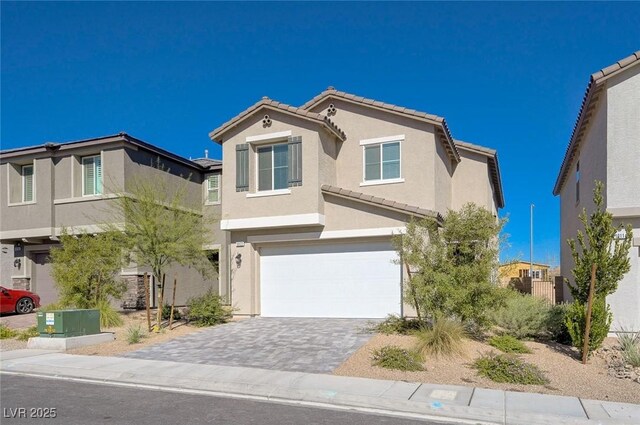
21, 164, 35, 203
255, 143, 289, 192
82, 154, 103, 197
205, 173, 221, 205
361, 139, 403, 185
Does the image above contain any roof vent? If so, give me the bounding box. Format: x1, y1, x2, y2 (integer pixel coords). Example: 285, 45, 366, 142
327, 86, 335, 90
262, 96, 269, 100
204, 149, 209, 159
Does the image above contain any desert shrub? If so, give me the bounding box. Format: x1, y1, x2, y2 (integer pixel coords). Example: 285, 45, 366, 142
95, 299, 124, 328
371, 346, 424, 371
565, 298, 612, 356
0, 324, 17, 339
371, 314, 424, 335
491, 293, 549, 339
162, 303, 181, 321
545, 303, 572, 344
16, 326, 39, 341
618, 330, 640, 368
186, 290, 232, 327
414, 318, 465, 358
126, 324, 146, 344
473, 352, 548, 385
488, 335, 531, 354
39, 302, 65, 312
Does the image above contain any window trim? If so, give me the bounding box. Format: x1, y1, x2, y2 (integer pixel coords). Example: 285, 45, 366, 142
255, 143, 289, 192
21, 163, 35, 203
205, 173, 221, 205
82, 154, 103, 197
361, 139, 402, 184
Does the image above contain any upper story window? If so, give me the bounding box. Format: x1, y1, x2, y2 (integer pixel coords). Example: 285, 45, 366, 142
360, 135, 403, 184
575, 161, 580, 204
21, 164, 34, 203
257, 144, 288, 191
82, 155, 102, 196
206, 174, 220, 204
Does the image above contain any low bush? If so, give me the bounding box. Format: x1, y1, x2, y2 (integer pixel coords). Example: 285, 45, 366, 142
491, 293, 549, 339
371, 345, 424, 371
126, 324, 146, 344
162, 303, 181, 321
186, 290, 232, 327
473, 352, 548, 385
0, 323, 17, 339
39, 302, 66, 311
16, 326, 39, 341
488, 335, 532, 354
565, 299, 612, 356
95, 299, 124, 328
545, 303, 572, 344
370, 314, 425, 335
414, 318, 465, 358
618, 330, 640, 368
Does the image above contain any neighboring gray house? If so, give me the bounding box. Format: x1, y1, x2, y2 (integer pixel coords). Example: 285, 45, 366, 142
0, 133, 226, 308
209, 87, 504, 318
554, 51, 640, 332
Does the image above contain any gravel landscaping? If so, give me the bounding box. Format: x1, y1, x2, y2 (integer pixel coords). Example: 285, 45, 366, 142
0, 311, 204, 357
334, 333, 640, 404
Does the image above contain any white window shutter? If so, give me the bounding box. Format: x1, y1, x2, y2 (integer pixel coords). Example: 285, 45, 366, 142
84, 157, 95, 195
22, 165, 33, 202
95, 156, 102, 194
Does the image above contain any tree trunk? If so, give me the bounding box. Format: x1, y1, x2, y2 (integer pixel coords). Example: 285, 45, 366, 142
169, 277, 177, 330
404, 262, 422, 322
144, 273, 151, 332
154, 273, 165, 332
582, 263, 597, 364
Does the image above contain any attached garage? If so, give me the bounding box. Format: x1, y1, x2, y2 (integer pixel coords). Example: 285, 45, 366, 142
259, 241, 401, 318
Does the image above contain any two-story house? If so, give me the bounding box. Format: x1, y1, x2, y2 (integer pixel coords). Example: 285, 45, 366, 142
209, 88, 504, 318
554, 51, 640, 332
0, 133, 226, 308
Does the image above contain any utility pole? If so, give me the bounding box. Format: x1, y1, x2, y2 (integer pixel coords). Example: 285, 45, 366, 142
530, 204, 534, 279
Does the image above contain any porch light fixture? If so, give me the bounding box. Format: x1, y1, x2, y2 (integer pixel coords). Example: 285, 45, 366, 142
235, 253, 242, 267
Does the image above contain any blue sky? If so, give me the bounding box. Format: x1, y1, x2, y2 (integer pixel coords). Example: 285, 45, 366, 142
2, 2, 639, 265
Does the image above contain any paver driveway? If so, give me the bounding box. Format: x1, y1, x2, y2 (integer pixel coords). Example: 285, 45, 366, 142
122, 317, 375, 373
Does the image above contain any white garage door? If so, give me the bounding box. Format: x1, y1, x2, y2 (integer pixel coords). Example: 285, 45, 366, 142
260, 241, 401, 318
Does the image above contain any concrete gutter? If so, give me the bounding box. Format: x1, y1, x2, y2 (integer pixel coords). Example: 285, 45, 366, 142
1, 350, 638, 425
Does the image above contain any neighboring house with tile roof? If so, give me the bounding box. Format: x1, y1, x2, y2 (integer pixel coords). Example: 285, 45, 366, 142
553, 51, 640, 333
210, 88, 504, 318
0, 133, 226, 309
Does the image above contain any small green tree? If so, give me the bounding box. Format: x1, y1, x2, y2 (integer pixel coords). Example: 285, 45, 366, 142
394, 203, 507, 330
105, 172, 215, 330
50, 230, 127, 326
567, 181, 633, 304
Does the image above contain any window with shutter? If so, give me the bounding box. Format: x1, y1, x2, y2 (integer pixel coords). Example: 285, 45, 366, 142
22, 165, 34, 202
236, 144, 249, 192
287, 136, 302, 187
82, 155, 102, 196
257, 144, 288, 191
207, 174, 220, 203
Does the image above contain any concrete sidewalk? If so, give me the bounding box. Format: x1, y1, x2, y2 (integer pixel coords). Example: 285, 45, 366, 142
1, 349, 638, 425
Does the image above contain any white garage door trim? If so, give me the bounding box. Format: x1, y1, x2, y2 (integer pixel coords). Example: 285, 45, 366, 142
260, 241, 401, 318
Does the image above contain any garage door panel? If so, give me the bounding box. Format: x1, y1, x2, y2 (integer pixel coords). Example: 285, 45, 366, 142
260, 242, 400, 318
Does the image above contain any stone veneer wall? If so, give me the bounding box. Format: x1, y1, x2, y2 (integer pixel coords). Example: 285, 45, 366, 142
12, 277, 30, 291
120, 275, 147, 310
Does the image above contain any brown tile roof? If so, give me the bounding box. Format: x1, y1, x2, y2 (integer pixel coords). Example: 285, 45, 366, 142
454, 140, 505, 209
553, 50, 640, 195
321, 184, 444, 224
208, 97, 346, 143
301, 87, 461, 163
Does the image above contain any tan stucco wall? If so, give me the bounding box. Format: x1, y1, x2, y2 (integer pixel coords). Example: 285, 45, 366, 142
559, 89, 608, 301
310, 99, 442, 212
451, 149, 495, 212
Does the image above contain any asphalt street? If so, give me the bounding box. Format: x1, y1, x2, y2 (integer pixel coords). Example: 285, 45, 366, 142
0, 374, 454, 425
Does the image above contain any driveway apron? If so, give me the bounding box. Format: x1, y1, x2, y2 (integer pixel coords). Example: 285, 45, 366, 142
122, 317, 376, 373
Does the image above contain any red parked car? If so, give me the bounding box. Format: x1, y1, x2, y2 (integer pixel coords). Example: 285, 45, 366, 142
0, 286, 40, 314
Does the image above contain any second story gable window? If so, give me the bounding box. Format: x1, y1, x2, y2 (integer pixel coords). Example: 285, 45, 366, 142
258, 144, 288, 191
575, 161, 580, 204
206, 174, 220, 204
22, 164, 34, 202
82, 155, 102, 196
361, 135, 403, 184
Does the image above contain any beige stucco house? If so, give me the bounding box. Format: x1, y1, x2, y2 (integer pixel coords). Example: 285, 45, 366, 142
0, 133, 225, 308
210, 88, 504, 318
554, 51, 640, 332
